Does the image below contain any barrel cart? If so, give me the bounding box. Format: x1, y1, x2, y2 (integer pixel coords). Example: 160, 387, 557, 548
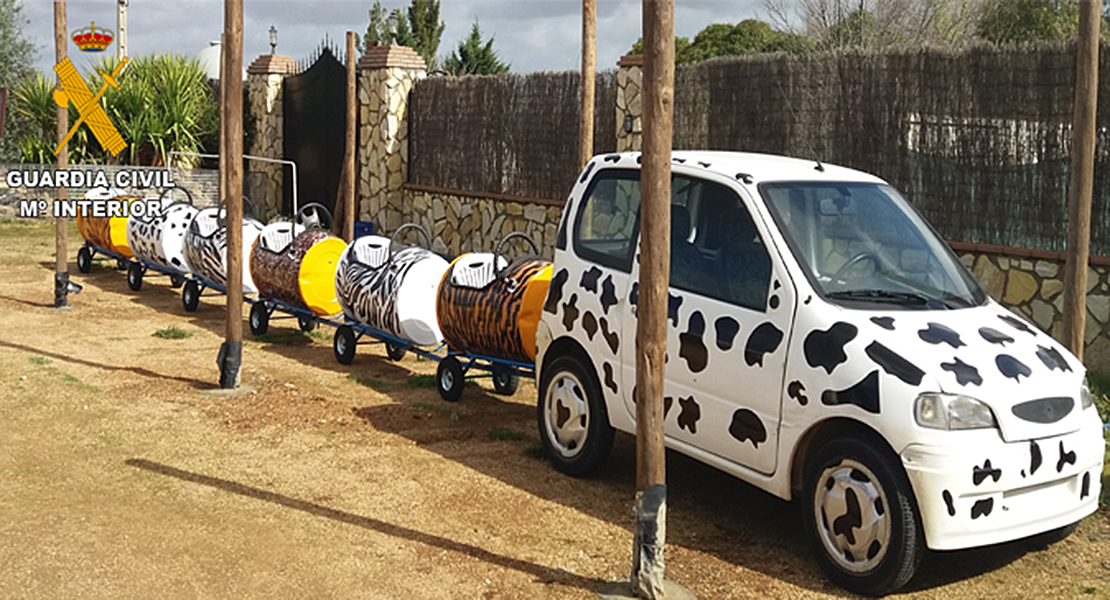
122, 187, 198, 291
332, 224, 451, 364
179, 200, 264, 312
248, 203, 348, 335
432, 232, 553, 401
76, 187, 142, 274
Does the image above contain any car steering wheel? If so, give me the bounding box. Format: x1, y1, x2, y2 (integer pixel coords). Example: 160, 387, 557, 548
832, 251, 881, 285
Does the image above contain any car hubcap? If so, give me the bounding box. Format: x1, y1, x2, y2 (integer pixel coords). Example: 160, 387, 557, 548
441, 369, 454, 391
544, 372, 588, 458
336, 333, 347, 354
814, 459, 891, 574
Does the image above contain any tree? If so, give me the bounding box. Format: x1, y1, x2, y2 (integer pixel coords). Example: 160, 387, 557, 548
0, 0, 37, 161
358, 1, 390, 52
764, 0, 985, 49
977, 0, 1078, 44
408, 0, 445, 68
443, 21, 509, 75
358, 0, 445, 69
627, 19, 813, 64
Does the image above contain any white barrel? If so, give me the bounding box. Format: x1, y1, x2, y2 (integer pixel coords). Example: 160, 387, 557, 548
126, 197, 199, 274
335, 234, 449, 346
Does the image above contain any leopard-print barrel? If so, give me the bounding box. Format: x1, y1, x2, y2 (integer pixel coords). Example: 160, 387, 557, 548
437, 257, 552, 363
250, 228, 333, 310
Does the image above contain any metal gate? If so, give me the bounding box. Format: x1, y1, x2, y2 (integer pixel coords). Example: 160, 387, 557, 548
283, 44, 347, 217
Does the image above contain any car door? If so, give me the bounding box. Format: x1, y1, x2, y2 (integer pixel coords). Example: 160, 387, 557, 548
621, 170, 795, 475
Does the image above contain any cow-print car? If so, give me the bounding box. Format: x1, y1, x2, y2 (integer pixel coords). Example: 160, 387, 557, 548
534, 151, 1105, 596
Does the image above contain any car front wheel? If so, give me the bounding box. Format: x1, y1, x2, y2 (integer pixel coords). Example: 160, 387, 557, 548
537, 353, 613, 477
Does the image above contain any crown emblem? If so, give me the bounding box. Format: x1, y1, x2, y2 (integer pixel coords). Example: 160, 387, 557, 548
71, 22, 114, 52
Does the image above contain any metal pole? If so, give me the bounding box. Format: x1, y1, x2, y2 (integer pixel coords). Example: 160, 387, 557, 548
218, 1, 245, 389
54, 2, 69, 309
342, 31, 357, 242
578, 0, 596, 169
116, 0, 128, 62
633, 1, 674, 598
1062, 0, 1100, 359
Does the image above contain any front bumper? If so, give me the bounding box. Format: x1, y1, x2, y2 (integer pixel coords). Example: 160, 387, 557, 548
901, 418, 1103, 551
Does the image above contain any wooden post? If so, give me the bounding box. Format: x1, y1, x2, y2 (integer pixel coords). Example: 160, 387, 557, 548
54, 2, 69, 309
1062, 0, 1100, 360
218, 0, 245, 389
633, 1, 674, 598
578, 0, 596, 169
342, 31, 357, 242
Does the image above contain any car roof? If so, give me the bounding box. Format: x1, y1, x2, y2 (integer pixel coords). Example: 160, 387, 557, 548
598, 151, 888, 186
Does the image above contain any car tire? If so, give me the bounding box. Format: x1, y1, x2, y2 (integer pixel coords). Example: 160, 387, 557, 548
536, 353, 614, 477
127, 262, 143, 291
182, 280, 200, 312
802, 436, 924, 597
334, 325, 356, 365
437, 356, 465, 402
249, 303, 269, 336
77, 247, 92, 273
492, 370, 520, 395
385, 343, 407, 361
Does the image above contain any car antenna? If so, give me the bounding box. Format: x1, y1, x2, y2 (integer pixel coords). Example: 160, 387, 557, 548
814, 159, 825, 172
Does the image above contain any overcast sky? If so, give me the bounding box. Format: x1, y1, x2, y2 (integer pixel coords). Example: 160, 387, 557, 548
18, 1, 781, 77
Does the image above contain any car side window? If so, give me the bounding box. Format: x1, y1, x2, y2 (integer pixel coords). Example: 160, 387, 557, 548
672, 179, 771, 311
574, 170, 641, 271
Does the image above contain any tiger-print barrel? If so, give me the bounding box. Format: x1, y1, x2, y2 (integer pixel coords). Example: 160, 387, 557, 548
436, 257, 552, 363
250, 228, 333, 310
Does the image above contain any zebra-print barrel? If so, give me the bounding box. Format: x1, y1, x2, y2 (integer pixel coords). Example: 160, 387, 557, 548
436, 255, 553, 363
126, 199, 198, 274
182, 207, 263, 293
335, 235, 449, 347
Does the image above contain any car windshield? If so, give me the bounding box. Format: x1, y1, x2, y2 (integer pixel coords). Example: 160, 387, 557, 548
761, 182, 986, 309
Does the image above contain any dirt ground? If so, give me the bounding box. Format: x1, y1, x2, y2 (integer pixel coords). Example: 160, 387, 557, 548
1, 218, 1109, 599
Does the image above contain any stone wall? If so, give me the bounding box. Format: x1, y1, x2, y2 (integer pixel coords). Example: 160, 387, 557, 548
615, 54, 643, 153
246, 53, 298, 221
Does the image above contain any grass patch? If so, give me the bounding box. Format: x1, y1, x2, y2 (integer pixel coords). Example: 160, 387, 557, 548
406, 375, 437, 389
488, 426, 524, 441
524, 444, 545, 459
1077, 585, 1097, 595
349, 375, 391, 392
306, 329, 328, 340
152, 326, 192, 340
107, 336, 126, 342
249, 331, 312, 346
29, 356, 52, 365
410, 401, 460, 421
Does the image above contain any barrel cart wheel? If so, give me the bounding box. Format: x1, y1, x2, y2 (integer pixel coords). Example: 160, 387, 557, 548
249, 303, 270, 336
298, 315, 317, 333
116, 258, 128, 271
385, 343, 407, 361
182, 280, 200, 312
170, 275, 185, 289
334, 325, 357, 365
492, 369, 520, 396
127, 262, 144, 291
437, 356, 465, 402
77, 247, 92, 273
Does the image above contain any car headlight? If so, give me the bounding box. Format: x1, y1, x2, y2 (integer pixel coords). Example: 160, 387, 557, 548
914, 392, 997, 430
1080, 376, 1093, 411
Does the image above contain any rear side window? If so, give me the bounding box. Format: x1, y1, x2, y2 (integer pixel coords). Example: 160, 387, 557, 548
574, 170, 641, 272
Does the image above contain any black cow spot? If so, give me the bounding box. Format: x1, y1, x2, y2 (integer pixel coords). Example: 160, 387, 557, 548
735, 173, 753, 184
870, 316, 895, 330
918, 322, 965, 348
600, 317, 619, 355
1081, 472, 1091, 499
832, 488, 863, 545
603, 154, 621, 163
171, 257, 183, 267
1035, 345, 1072, 372
562, 294, 580, 331
668, 293, 683, 327
544, 269, 568, 315
787, 381, 808, 406
672, 157, 687, 164
971, 498, 993, 519
603, 362, 618, 394
678, 312, 709, 373
803, 322, 857, 374
582, 311, 598, 341
556, 211, 568, 250
636, 154, 642, 164
972, 459, 1002, 486
769, 295, 780, 310
727, 408, 767, 448
663, 396, 674, 417
578, 161, 596, 183
865, 342, 924, 386
745, 322, 784, 367
1030, 440, 1043, 476
804, 296, 812, 305
979, 327, 1014, 346
698, 161, 712, 169
773, 280, 781, 290
999, 314, 1035, 335
580, 267, 602, 293
996, 354, 1031, 382
714, 317, 740, 351
629, 282, 639, 307
600, 276, 618, 314
821, 370, 880, 414
941, 357, 982, 386
942, 490, 956, 516
677, 396, 701, 433
1056, 441, 1076, 473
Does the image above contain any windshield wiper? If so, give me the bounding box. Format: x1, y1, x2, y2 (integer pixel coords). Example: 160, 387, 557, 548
826, 289, 942, 308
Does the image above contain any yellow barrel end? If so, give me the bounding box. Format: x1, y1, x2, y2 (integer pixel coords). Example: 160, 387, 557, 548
298, 237, 347, 316
517, 264, 553, 361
